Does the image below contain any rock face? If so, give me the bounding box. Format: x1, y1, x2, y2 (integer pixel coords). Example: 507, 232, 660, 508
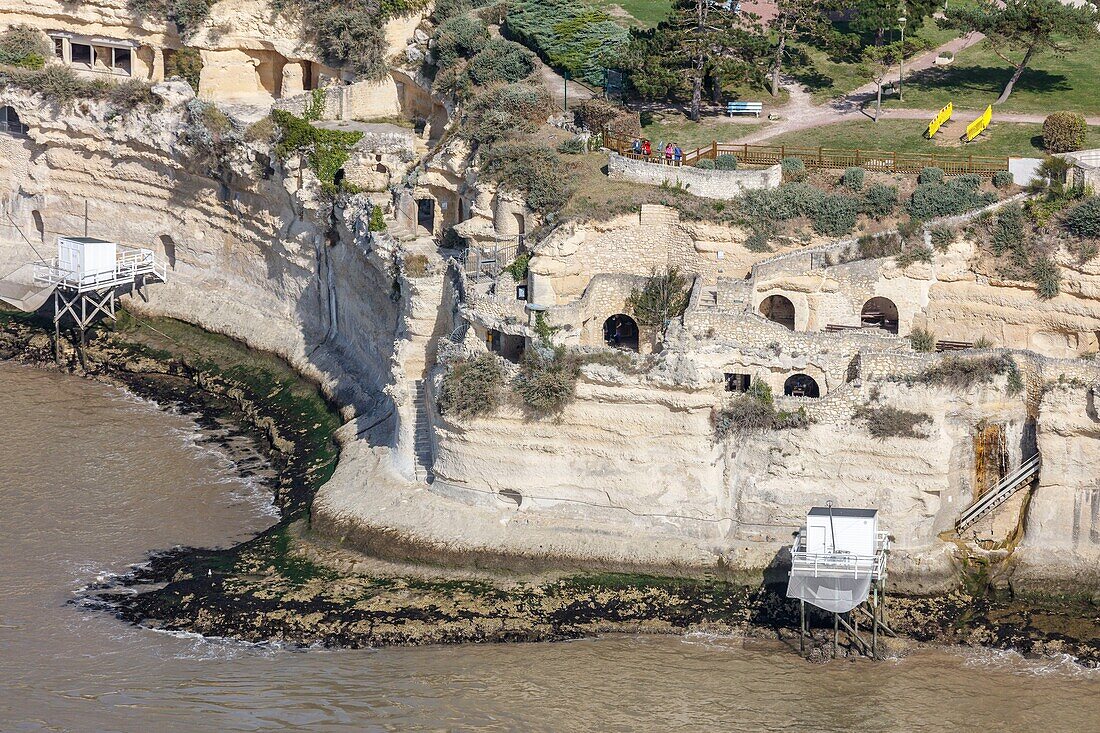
3, 82, 1100, 596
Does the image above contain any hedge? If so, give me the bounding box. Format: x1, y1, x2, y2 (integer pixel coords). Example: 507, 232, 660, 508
505, 0, 629, 87
1043, 111, 1087, 154
466, 38, 536, 86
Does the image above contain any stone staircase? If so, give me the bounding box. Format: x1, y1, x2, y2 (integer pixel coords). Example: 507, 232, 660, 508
410, 379, 434, 483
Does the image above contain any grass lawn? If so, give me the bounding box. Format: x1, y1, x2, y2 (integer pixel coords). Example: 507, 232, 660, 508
888, 38, 1100, 116
641, 111, 773, 150
764, 119, 1100, 158
592, 0, 672, 28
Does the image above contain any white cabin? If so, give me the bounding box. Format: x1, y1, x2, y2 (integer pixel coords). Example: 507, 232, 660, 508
58, 237, 117, 287
803, 506, 878, 557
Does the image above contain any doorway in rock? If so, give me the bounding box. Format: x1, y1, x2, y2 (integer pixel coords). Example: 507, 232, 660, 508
603, 314, 639, 351
760, 294, 796, 330
416, 198, 435, 232
861, 297, 899, 334
784, 373, 820, 398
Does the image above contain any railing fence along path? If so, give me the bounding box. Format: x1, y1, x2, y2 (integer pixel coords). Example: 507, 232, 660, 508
605, 132, 1010, 176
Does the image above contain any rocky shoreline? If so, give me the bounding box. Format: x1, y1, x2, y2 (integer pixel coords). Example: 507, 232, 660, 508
1, 308, 1097, 666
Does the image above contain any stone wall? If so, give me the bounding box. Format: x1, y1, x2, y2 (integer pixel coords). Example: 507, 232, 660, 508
607, 153, 781, 199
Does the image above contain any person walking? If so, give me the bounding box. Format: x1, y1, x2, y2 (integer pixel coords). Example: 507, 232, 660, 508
673, 143, 682, 165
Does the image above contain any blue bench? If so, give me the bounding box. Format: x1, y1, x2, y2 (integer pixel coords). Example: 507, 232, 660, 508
727, 101, 763, 118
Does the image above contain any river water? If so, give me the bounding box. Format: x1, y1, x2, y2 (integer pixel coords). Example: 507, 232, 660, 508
1, 362, 1098, 732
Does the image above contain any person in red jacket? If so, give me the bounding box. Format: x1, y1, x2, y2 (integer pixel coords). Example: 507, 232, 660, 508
641, 139, 651, 157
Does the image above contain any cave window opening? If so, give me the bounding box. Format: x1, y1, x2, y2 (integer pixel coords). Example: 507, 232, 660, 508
725, 373, 751, 393
861, 296, 899, 335
760, 294, 796, 330
416, 199, 434, 232
603, 314, 639, 352
0, 106, 28, 137
784, 374, 820, 398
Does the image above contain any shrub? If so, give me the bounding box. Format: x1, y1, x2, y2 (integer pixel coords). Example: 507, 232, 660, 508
909, 327, 936, 352
862, 183, 898, 218
781, 156, 806, 181
440, 353, 505, 419
854, 405, 932, 439
556, 136, 586, 154
514, 344, 578, 414
165, 47, 203, 92
920, 167, 945, 185
917, 354, 1018, 390
811, 192, 860, 236
481, 140, 572, 214
0, 24, 51, 69
745, 225, 772, 252
107, 79, 159, 114
956, 173, 981, 192
2, 64, 108, 106
504, 252, 530, 280
404, 253, 430, 277
572, 98, 640, 138
715, 154, 738, 170
895, 244, 933, 267
505, 0, 629, 87
992, 170, 1014, 189
244, 115, 276, 144
467, 38, 535, 86
929, 226, 955, 251
991, 204, 1026, 256
696, 158, 716, 170
1031, 255, 1061, 299
857, 232, 904, 260
626, 267, 690, 334
907, 180, 996, 221
272, 109, 363, 198
842, 167, 865, 191
713, 381, 811, 439
462, 83, 553, 145
432, 13, 489, 67
1042, 111, 1087, 153
1064, 197, 1100, 238
368, 205, 387, 232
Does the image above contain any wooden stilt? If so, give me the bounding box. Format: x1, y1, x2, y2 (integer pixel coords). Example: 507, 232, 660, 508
833, 612, 839, 657
872, 584, 879, 660
800, 599, 806, 654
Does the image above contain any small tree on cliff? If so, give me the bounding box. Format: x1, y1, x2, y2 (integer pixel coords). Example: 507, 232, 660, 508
626, 267, 691, 342
941, 0, 1100, 105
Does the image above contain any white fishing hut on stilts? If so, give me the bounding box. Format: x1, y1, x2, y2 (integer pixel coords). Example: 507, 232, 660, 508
786, 504, 894, 659
31, 236, 167, 351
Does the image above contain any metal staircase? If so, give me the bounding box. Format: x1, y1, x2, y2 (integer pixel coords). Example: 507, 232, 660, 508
411, 379, 434, 483
956, 452, 1041, 532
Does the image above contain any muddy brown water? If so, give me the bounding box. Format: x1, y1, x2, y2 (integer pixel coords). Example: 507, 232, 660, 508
1, 362, 1098, 732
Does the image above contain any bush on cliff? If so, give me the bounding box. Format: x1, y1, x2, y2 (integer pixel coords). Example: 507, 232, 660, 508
0, 24, 51, 69
440, 353, 505, 420
862, 183, 898, 218
272, 108, 363, 197
165, 47, 203, 93
461, 83, 554, 145
1064, 196, 1100, 239
909, 326, 936, 352
572, 98, 640, 138
514, 344, 578, 414
626, 267, 690, 337
481, 140, 572, 214
906, 178, 996, 221
467, 38, 536, 86
432, 13, 489, 68
811, 192, 860, 237
713, 381, 810, 439
128, 0, 218, 37
853, 405, 932, 439
917, 353, 1020, 391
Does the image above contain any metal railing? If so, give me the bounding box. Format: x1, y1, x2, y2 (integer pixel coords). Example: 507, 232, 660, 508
790, 530, 890, 580
464, 238, 522, 283
956, 453, 1041, 532
605, 132, 1010, 176
34, 247, 167, 292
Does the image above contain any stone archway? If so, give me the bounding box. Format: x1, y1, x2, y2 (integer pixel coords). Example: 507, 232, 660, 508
784, 373, 820, 398
861, 296, 899, 335
760, 294, 796, 330
603, 314, 639, 351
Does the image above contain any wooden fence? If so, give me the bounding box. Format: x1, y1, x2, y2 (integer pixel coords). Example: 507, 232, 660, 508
605, 133, 1010, 177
